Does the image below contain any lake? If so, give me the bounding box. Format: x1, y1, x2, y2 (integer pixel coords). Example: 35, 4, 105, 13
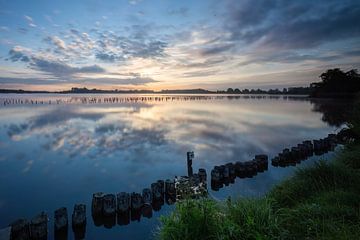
0, 94, 346, 239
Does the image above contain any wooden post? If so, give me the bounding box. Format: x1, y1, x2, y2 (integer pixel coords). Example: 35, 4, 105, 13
198, 168, 207, 183
0, 227, 11, 240
103, 194, 116, 217
10, 219, 30, 240
91, 192, 104, 217
130, 193, 143, 222
54, 207, 68, 239
117, 192, 130, 213
72, 204, 86, 239
30, 212, 48, 240
142, 188, 152, 205
187, 151, 194, 177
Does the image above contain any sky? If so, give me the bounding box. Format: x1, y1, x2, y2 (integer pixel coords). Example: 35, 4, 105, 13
0, 0, 359, 91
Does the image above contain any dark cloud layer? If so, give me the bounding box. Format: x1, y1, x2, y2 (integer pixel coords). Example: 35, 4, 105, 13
31, 58, 104, 77
8, 47, 105, 77
5, 46, 156, 85
226, 0, 360, 50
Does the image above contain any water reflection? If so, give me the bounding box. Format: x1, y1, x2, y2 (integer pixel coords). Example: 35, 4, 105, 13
310, 98, 353, 127
0, 94, 349, 239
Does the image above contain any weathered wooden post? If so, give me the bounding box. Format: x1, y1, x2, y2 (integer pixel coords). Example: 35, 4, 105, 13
151, 181, 164, 211
244, 161, 255, 178
117, 192, 130, 226
103, 194, 116, 228
319, 139, 326, 152
235, 162, 246, 178
72, 204, 86, 240
165, 179, 176, 204
327, 134, 337, 150
291, 147, 300, 164
131, 192, 143, 222
0, 226, 11, 240
278, 153, 286, 167
157, 180, 165, 196
54, 207, 68, 240
255, 154, 268, 171
190, 173, 200, 186
282, 148, 291, 165
117, 192, 130, 213
141, 203, 153, 219
324, 137, 331, 150
103, 194, 116, 216
91, 192, 104, 216
29, 212, 48, 240
187, 151, 194, 177
313, 139, 321, 155
211, 167, 221, 182
221, 164, 230, 180
271, 156, 280, 167
251, 160, 258, 175
91, 192, 104, 227
142, 188, 152, 205
151, 183, 162, 201
210, 167, 221, 191
225, 163, 236, 183
198, 168, 207, 183
303, 140, 314, 156
10, 219, 30, 240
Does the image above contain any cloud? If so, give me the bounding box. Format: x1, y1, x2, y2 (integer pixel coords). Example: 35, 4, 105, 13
6, 106, 169, 159
17, 27, 28, 34
7, 46, 105, 77
182, 69, 219, 78
226, 0, 360, 50
0, 77, 65, 85
95, 52, 124, 62
83, 76, 158, 85
199, 43, 234, 56
24, 15, 37, 27
0, 26, 9, 31
31, 58, 105, 77
129, 0, 142, 5
44, 36, 66, 50
8, 47, 31, 62
0, 75, 156, 86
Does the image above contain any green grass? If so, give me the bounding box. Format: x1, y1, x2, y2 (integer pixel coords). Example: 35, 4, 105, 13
158, 128, 360, 240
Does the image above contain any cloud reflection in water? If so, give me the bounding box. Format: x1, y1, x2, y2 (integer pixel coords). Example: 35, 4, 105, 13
0, 95, 341, 238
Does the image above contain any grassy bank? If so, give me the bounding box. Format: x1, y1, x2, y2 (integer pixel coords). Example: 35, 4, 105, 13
158, 106, 360, 239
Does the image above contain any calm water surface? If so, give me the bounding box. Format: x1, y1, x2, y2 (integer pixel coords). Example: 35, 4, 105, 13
0, 94, 342, 239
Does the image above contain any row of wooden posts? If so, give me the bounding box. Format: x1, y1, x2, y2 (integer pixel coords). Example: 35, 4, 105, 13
210, 155, 269, 191
8, 165, 207, 240
1, 96, 213, 106
6, 133, 340, 240
271, 134, 338, 167
1, 95, 306, 107
209, 133, 340, 191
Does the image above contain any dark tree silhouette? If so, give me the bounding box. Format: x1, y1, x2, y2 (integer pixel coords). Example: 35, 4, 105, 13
311, 68, 360, 97
227, 88, 234, 94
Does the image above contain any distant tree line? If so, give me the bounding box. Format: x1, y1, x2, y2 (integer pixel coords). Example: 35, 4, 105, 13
220, 68, 360, 98
217, 87, 313, 95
